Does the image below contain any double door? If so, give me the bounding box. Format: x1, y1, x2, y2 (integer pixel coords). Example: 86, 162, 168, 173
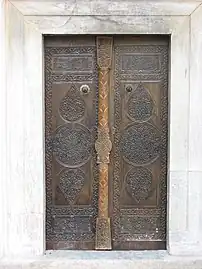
45, 35, 168, 250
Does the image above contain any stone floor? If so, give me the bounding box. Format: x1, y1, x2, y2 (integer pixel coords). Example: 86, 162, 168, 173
1, 251, 202, 269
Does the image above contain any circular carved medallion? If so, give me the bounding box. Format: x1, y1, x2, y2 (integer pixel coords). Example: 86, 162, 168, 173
59, 169, 85, 204
126, 167, 152, 202
120, 123, 160, 165
53, 124, 93, 167
59, 92, 85, 122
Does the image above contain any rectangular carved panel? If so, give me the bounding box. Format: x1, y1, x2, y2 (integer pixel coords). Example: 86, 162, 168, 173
120, 216, 157, 234
111, 36, 168, 250
52, 56, 94, 72
54, 216, 92, 234
121, 54, 161, 72
45, 36, 98, 250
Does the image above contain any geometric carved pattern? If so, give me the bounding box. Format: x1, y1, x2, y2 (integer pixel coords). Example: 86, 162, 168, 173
97, 37, 112, 69
45, 36, 168, 250
59, 169, 85, 205
59, 85, 85, 122
120, 216, 157, 234
95, 129, 112, 164
95, 36, 113, 250
127, 84, 154, 122
112, 38, 168, 249
95, 217, 111, 250
54, 216, 92, 234
45, 38, 98, 250
53, 124, 93, 167
128, 100, 153, 122
120, 123, 160, 165
125, 167, 152, 202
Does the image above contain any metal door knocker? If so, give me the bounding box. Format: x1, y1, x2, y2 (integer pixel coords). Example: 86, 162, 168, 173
80, 84, 90, 94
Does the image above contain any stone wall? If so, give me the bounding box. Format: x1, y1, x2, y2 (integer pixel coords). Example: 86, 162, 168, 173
1, 0, 202, 264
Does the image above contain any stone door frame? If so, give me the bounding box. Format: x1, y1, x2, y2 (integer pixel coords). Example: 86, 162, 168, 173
1, 0, 202, 258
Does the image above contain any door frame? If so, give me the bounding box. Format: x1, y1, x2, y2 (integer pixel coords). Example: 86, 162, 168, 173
2, 0, 202, 257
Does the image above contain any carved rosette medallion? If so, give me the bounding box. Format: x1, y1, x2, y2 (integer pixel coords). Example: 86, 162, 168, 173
95, 37, 113, 250
120, 123, 160, 166
53, 124, 93, 167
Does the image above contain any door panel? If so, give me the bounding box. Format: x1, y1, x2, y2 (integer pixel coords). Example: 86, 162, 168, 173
45, 35, 168, 250
111, 36, 168, 250
45, 36, 98, 250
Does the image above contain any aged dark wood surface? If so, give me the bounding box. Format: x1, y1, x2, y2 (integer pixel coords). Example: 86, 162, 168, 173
45, 35, 168, 250
110, 36, 168, 250
45, 36, 98, 250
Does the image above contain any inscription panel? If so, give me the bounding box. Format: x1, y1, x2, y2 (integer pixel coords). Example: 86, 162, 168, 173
121, 54, 161, 72
45, 36, 98, 250
111, 36, 168, 250
53, 55, 93, 72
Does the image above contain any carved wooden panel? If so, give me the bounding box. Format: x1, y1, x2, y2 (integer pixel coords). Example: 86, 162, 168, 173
45, 35, 168, 251
45, 36, 98, 250
111, 36, 168, 250
95, 37, 113, 250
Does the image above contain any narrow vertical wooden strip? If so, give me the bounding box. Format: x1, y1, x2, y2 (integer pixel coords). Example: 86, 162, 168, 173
95, 37, 113, 250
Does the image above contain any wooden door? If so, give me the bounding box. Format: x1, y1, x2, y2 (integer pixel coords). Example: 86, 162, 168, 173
110, 36, 168, 250
45, 35, 168, 250
45, 36, 99, 250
